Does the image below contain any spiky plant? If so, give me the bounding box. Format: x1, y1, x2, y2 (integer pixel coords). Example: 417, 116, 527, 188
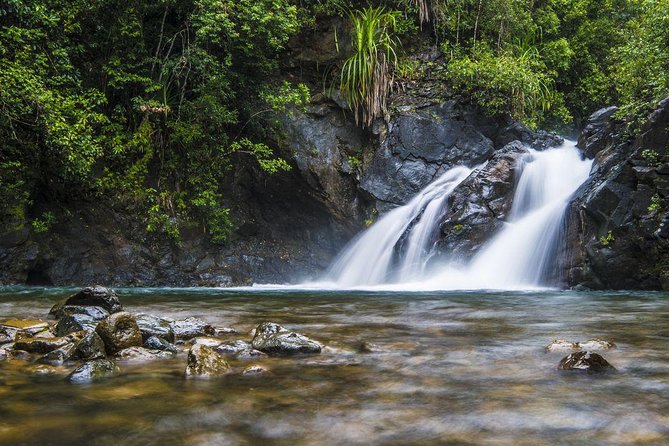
339, 6, 400, 127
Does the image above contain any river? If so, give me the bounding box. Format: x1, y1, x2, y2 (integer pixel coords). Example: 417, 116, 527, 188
1, 287, 668, 445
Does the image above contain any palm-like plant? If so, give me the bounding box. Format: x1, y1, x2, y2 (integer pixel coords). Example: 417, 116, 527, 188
339, 6, 400, 127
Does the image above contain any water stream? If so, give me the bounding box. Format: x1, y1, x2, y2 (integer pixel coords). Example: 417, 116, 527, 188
321, 141, 592, 290
1, 287, 668, 445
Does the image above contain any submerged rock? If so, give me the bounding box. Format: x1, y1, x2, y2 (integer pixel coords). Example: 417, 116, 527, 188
95, 312, 143, 354
558, 351, 617, 374
578, 339, 617, 350
251, 322, 322, 356
545, 339, 580, 353
50, 286, 123, 316
55, 314, 98, 336
242, 365, 269, 376
67, 359, 119, 384
135, 314, 175, 343
215, 340, 266, 359
170, 317, 215, 341
114, 346, 174, 362
184, 344, 231, 378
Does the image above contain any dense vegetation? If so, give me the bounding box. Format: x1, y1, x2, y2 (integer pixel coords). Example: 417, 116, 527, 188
0, 0, 667, 242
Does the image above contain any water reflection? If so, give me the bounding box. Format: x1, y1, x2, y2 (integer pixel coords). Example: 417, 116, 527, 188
0, 288, 668, 445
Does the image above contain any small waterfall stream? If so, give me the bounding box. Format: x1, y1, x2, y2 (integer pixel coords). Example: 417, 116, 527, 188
321, 141, 592, 290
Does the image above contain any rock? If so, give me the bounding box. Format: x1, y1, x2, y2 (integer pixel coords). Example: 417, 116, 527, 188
26, 364, 61, 376
169, 317, 215, 341
214, 327, 238, 336
144, 336, 178, 353
558, 351, 617, 374
50, 286, 122, 317
251, 322, 322, 356
38, 344, 77, 365
135, 313, 175, 343
578, 339, 617, 350
14, 335, 77, 354
577, 106, 619, 158
545, 339, 580, 353
114, 346, 174, 362
357, 341, 384, 353
95, 312, 143, 355
435, 142, 531, 259
1, 320, 51, 345
215, 340, 267, 359
74, 331, 107, 360
67, 359, 120, 384
51, 305, 110, 321
184, 344, 231, 378
55, 314, 98, 336
242, 365, 269, 375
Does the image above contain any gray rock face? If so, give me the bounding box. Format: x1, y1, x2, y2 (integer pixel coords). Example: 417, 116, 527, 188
67, 359, 119, 383
169, 317, 215, 341
578, 106, 619, 158
434, 142, 531, 260
144, 336, 178, 353
95, 312, 143, 354
558, 351, 616, 374
564, 96, 669, 289
55, 314, 98, 336
135, 314, 175, 343
251, 322, 322, 356
184, 344, 231, 378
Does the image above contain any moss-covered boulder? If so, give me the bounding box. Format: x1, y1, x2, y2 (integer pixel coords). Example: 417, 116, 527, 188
184, 344, 230, 378
95, 312, 142, 355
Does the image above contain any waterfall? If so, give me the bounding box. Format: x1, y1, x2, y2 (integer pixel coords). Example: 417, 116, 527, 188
321, 141, 592, 290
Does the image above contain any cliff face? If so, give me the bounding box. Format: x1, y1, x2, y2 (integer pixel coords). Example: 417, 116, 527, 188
563, 97, 669, 289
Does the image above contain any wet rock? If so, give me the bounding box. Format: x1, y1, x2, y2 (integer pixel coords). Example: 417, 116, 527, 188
50, 286, 123, 317
214, 327, 239, 336
170, 317, 215, 341
55, 314, 98, 336
95, 312, 143, 354
74, 331, 107, 360
67, 359, 120, 384
135, 314, 175, 343
188, 337, 224, 348
144, 336, 178, 353
251, 322, 322, 356
242, 365, 269, 375
545, 339, 580, 353
26, 364, 61, 376
558, 351, 617, 374
39, 344, 77, 365
114, 346, 174, 362
184, 344, 231, 378
51, 305, 109, 321
357, 341, 384, 354
1, 320, 51, 344
436, 142, 531, 259
578, 106, 619, 158
578, 339, 617, 350
14, 335, 75, 354
215, 340, 266, 359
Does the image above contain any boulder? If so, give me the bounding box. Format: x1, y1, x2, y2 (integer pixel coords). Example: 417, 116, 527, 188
558, 351, 617, 374
169, 317, 215, 341
435, 142, 531, 259
251, 322, 322, 356
95, 312, 143, 354
184, 344, 231, 378
55, 314, 98, 336
577, 106, 619, 158
144, 336, 178, 353
0, 320, 51, 343
74, 331, 107, 360
67, 359, 119, 384
13, 334, 80, 355
135, 314, 175, 342
38, 344, 77, 365
50, 286, 122, 317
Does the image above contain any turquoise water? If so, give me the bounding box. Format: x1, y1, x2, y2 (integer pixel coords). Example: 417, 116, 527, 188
1, 287, 668, 445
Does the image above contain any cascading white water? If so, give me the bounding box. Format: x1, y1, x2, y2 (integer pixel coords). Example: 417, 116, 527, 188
321, 140, 592, 290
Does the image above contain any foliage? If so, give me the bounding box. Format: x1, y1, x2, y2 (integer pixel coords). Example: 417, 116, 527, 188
338, 6, 401, 127
600, 231, 615, 246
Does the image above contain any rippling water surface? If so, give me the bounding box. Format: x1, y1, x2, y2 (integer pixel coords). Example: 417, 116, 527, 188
1, 287, 668, 445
